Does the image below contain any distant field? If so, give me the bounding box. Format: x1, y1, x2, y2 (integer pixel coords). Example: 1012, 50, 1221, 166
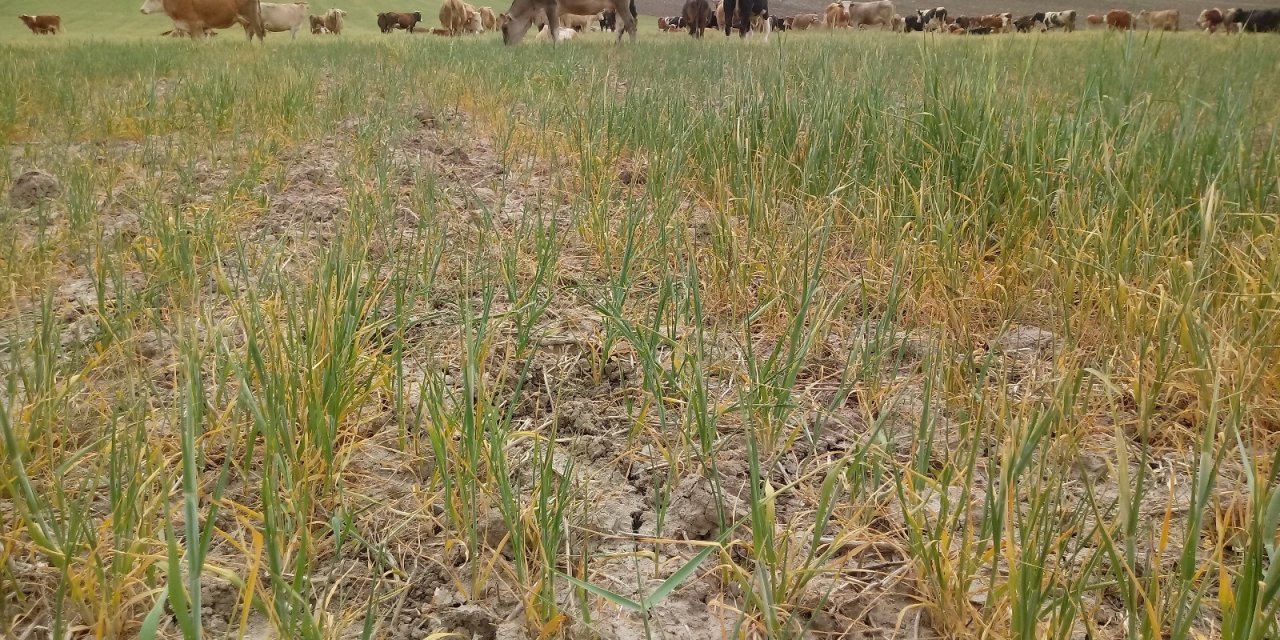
2, 28, 1279, 640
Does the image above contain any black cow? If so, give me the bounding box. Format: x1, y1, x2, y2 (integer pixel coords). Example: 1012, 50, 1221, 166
1225, 7, 1280, 31
1012, 14, 1037, 31
967, 24, 993, 33
722, 0, 769, 37
707, 11, 719, 28
903, 14, 923, 30
769, 15, 787, 29
918, 6, 946, 29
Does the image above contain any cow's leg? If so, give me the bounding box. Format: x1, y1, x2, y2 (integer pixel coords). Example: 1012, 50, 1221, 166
738, 2, 750, 36
761, 13, 771, 40
723, 0, 734, 35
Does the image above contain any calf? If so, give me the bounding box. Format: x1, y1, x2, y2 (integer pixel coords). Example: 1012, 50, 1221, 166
1105, 9, 1133, 29
1012, 14, 1038, 31
256, 2, 308, 39
377, 11, 422, 31
478, 6, 497, 29
1224, 7, 1280, 31
599, 8, 616, 29
19, 14, 61, 34
787, 13, 823, 28
682, 0, 712, 36
904, 13, 923, 30
309, 14, 326, 32
1137, 9, 1179, 30
1085, 13, 1103, 27
1197, 7, 1225, 31
1041, 10, 1075, 31
770, 15, 787, 29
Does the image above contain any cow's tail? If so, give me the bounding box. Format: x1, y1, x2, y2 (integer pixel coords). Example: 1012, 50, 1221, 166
629, 0, 637, 18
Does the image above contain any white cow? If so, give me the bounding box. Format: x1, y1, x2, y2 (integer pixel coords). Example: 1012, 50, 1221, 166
258, 2, 309, 38
843, 0, 896, 28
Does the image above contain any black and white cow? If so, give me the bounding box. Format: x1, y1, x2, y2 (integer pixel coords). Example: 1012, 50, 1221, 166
903, 13, 924, 30
722, 0, 769, 38
918, 6, 946, 30
1225, 7, 1280, 31
1041, 9, 1076, 31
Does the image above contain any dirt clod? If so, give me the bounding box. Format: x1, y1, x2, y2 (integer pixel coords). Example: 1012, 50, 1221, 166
9, 170, 62, 209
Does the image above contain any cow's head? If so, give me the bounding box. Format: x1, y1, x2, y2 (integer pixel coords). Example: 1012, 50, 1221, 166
413, 11, 422, 21
139, 0, 164, 14
500, 0, 536, 44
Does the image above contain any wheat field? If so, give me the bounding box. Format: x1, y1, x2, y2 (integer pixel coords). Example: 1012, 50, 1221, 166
1, 25, 1278, 640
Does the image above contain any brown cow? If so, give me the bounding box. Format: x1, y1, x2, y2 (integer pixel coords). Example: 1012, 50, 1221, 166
321, 7, 345, 32
683, 0, 711, 36
1105, 9, 1133, 29
971, 13, 1009, 31
19, 15, 61, 34
139, 0, 264, 40
1137, 9, 1179, 30
787, 12, 823, 28
824, 2, 848, 27
309, 14, 327, 31
441, 0, 483, 33
1086, 13, 1103, 27
500, 0, 637, 43
478, 6, 497, 29
377, 11, 422, 31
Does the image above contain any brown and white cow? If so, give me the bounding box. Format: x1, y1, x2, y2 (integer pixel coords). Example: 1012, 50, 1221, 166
19, 15, 61, 34
1136, 9, 1179, 30
502, 0, 636, 42
1104, 9, 1134, 29
140, 0, 264, 40
256, 2, 308, 39
1196, 7, 1231, 31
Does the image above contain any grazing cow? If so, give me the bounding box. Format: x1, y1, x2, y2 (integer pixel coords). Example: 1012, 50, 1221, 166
140, 0, 265, 40
256, 2, 308, 39
18, 15, 61, 34
1012, 14, 1038, 31
716, 0, 770, 37
1086, 13, 1103, 27
1224, 7, 1280, 31
478, 6, 497, 29
377, 11, 421, 31
918, 6, 946, 30
321, 7, 345, 32
1104, 9, 1133, 29
683, 0, 712, 36
1041, 10, 1075, 31
441, 0, 483, 33
309, 14, 326, 32
501, 0, 637, 42
845, 1, 896, 28
1137, 9, 1179, 30
599, 8, 616, 29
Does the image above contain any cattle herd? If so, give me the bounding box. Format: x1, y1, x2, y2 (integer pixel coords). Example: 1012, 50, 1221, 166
658, 3, 1280, 34
12, 0, 1280, 39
